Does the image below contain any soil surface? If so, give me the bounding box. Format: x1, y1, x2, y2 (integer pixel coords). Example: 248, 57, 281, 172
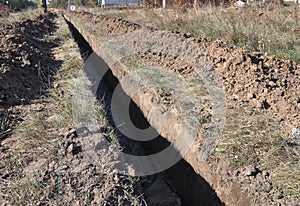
65, 11, 299, 206
0, 9, 299, 206
0, 12, 59, 107
0, 12, 181, 206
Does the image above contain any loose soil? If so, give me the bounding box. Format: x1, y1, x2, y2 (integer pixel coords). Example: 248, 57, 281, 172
0, 8, 299, 206
64, 10, 299, 206
0, 12, 181, 206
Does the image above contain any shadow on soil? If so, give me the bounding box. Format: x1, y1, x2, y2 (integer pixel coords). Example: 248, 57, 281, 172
65, 16, 225, 206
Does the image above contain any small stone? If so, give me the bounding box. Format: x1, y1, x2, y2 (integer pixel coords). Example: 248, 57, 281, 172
244, 167, 256, 176
53, 82, 59, 89
64, 128, 77, 139
114, 175, 119, 182
269, 81, 276, 87
61, 165, 68, 170
231, 94, 239, 100
67, 143, 74, 154
247, 92, 254, 99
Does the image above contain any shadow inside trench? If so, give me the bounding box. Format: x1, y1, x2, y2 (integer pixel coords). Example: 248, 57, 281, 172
65, 16, 225, 206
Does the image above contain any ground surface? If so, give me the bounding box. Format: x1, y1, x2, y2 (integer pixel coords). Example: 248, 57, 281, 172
65, 9, 299, 205
0, 6, 299, 206
0, 12, 181, 206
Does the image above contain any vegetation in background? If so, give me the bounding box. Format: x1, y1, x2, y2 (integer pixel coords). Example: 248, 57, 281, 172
102, 4, 300, 63
48, 0, 97, 8
9, 0, 36, 10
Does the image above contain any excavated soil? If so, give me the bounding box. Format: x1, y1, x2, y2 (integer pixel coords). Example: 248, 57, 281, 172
65, 11, 300, 206
197, 39, 300, 130
0, 13, 59, 107
74, 11, 300, 131
0, 9, 299, 206
0, 12, 184, 206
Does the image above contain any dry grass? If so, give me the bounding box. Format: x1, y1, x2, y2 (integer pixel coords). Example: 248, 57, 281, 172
0, 14, 80, 205
85, 5, 300, 199
0, 8, 43, 26
1, 12, 145, 205
98, 4, 300, 63
216, 104, 300, 198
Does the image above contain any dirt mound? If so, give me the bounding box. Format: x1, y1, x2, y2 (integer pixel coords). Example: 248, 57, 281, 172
195, 39, 300, 130
75, 11, 142, 36
0, 13, 185, 206
0, 12, 59, 108
64, 11, 299, 205
73, 11, 299, 130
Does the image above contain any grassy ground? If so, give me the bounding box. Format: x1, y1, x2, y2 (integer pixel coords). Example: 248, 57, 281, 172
0, 13, 81, 205
218, 104, 300, 198
78, 6, 300, 200
0, 12, 145, 205
2, 6, 298, 204
94, 4, 300, 63
0, 8, 41, 26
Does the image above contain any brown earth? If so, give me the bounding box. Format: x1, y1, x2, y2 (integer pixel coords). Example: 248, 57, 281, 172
196, 39, 300, 130
0, 12, 59, 107
73, 11, 300, 132
0, 9, 299, 206
65, 11, 299, 206
0, 12, 183, 206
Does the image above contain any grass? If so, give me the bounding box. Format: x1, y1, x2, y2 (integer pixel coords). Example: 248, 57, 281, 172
216, 105, 300, 198
99, 4, 300, 63
87, 5, 300, 198
0, 13, 79, 205
1, 11, 145, 205
83, 5, 300, 199
58, 7, 300, 203
0, 111, 13, 140
0, 8, 43, 26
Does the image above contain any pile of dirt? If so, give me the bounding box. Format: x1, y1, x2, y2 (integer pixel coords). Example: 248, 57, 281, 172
65, 11, 299, 205
0, 13, 183, 206
76, 11, 142, 36
0, 12, 59, 108
195, 39, 300, 130
73, 11, 299, 131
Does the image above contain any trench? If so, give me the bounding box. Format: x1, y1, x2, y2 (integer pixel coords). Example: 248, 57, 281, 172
64, 16, 225, 206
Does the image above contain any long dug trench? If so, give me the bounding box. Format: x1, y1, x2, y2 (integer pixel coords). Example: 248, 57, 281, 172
1, 10, 298, 206
63, 15, 228, 206
62, 12, 255, 205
